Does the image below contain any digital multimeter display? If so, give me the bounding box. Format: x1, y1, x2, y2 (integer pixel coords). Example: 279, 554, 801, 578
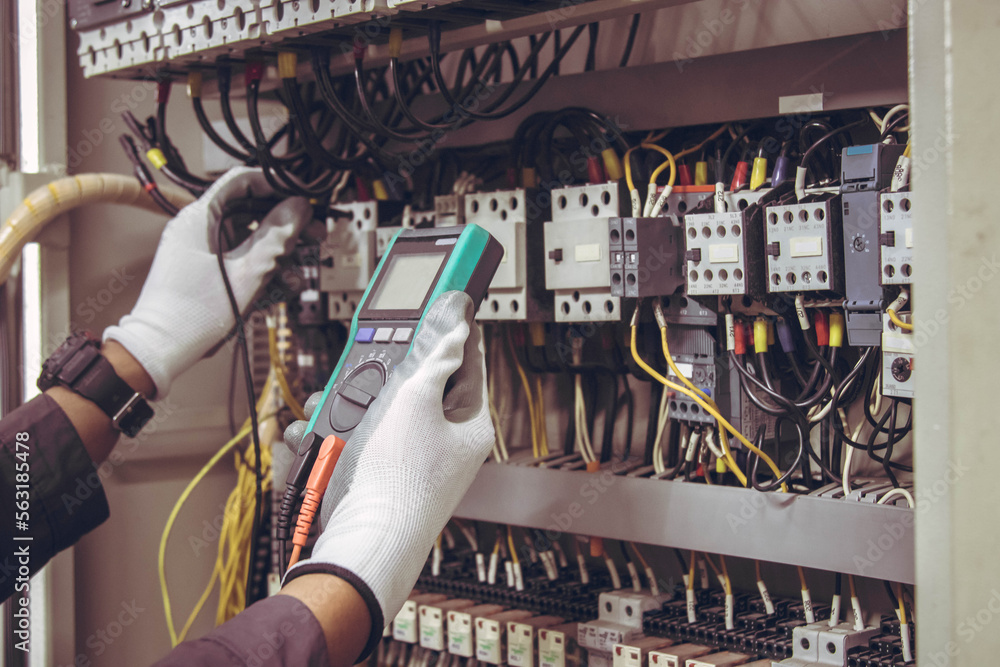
367, 252, 447, 311
289, 224, 503, 482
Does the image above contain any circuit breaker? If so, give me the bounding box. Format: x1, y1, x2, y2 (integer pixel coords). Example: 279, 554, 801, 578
764, 197, 844, 294
878, 192, 913, 285
840, 143, 907, 346
320, 202, 378, 321
435, 194, 467, 227
544, 182, 625, 322
468, 189, 551, 321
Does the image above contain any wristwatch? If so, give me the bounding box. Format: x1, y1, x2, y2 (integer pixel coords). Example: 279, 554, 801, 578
38, 333, 154, 438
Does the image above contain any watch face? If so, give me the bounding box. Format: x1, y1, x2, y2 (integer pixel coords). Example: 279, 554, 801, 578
118, 400, 155, 438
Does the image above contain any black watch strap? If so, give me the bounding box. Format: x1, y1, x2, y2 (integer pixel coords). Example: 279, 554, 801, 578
72, 352, 140, 420
40, 334, 154, 438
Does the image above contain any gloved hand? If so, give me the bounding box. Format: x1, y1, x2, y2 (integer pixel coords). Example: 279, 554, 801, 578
282, 291, 495, 655
104, 167, 311, 398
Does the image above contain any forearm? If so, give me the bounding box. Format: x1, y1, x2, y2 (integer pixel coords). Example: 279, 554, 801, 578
45, 340, 155, 464
278, 574, 373, 667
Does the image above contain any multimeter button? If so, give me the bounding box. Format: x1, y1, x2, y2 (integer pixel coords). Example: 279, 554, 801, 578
339, 384, 375, 408
355, 328, 376, 343
373, 327, 394, 343
392, 328, 413, 343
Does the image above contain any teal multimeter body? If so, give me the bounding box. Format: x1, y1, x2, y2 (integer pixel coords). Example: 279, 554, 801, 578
283, 223, 503, 495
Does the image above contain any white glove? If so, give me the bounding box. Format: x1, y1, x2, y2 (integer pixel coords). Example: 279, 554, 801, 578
283, 291, 495, 654
104, 167, 311, 398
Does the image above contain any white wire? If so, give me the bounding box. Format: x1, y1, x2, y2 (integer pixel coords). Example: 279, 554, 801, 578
878, 488, 915, 507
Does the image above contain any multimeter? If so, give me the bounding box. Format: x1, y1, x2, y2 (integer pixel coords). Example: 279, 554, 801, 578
279, 223, 503, 523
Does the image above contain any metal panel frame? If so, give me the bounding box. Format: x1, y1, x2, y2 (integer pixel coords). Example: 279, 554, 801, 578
454, 464, 915, 584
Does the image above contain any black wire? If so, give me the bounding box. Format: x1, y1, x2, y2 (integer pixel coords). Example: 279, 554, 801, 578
585, 23, 599, 72
618, 375, 634, 460
215, 220, 264, 609
620, 14, 641, 68
193, 95, 252, 162
879, 112, 909, 141
427, 22, 585, 122
800, 119, 866, 181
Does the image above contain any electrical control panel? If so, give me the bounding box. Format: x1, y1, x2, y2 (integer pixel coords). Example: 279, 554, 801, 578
545, 183, 625, 322
878, 192, 914, 285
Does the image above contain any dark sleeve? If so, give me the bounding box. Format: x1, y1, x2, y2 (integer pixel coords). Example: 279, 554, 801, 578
151, 595, 331, 667
0, 394, 110, 602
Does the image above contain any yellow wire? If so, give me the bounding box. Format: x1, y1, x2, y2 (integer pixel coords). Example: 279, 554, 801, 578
267, 325, 306, 420
159, 421, 254, 646
687, 551, 697, 590
896, 583, 907, 624
177, 561, 220, 643
848, 573, 857, 598
629, 543, 650, 569
719, 555, 732, 595
509, 330, 540, 457
886, 308, 913, 331
506, 527, 519, 565
797, 566, 809, 592
644, 144, 677, 188
673, 124, 730, 162
659, 328, 747, 487
624, 146, 639, 193
903, 142, 912, 158
630, 326, 787, 491
534, 376, 549, 456
755, 560, 763, 582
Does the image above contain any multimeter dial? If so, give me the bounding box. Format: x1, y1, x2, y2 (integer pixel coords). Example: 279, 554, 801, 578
328, 359, 387, 432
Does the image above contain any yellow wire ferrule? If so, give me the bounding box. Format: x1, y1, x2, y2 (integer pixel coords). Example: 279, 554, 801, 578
601, 148, 623, 181
753, 318, 769, 354
694, 161, 709, 186
750, 157, 768, 190
146, 148, 168, 170
372, 179, 389, 200
529, 322, 546, 346
521, 167, 538, 189
187, 71, 202, 98
389, 27, 404, 59
277, 51, 298, 79
829, 313, 845, 347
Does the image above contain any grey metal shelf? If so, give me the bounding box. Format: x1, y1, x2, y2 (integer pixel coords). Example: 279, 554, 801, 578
454, 463, 914, 584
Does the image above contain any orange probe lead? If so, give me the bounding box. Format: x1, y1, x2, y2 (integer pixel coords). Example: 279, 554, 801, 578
287, 435, 347, 570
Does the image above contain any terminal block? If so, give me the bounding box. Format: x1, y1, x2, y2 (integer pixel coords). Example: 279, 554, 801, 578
450, 604, 507, 657
508, 616, 565, 667
478, 610, 536, 664
468, 189, 551, 321
609, 218, 685, 298
878, 192, 913, 285
580, 590, 671, 667
775, 622, 879, 667
544, 182, 626, 322
882, 313, 914, 398
393, 593, 447, 644
420, 599, 476, 651
764, 197, 844, 295
612, 638, 674, 667
841, 143, 907, 346
539, 624, 581, 667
